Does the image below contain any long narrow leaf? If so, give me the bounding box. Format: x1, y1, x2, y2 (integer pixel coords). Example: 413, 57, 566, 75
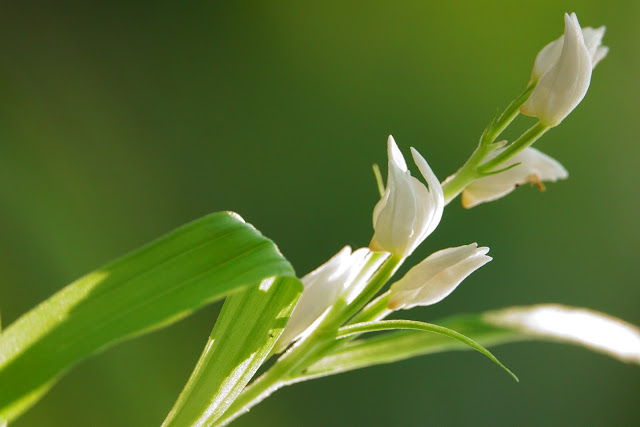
0, 211, 296, 422
163, 276, 302, 427
298, 305, 640, 382
337, 319, 518, 381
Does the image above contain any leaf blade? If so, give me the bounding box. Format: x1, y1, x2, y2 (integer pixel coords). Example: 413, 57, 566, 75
0, 211, 295, 422
337, 319, 518, 381
298, 305, 640, 383
162, 276, 302, 427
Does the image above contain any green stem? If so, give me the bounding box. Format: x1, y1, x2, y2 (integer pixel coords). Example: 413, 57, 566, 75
300, 292, 393, 367
441, 144, 490, 204
214, 299, 347, 426
441, 84, 536, 204
218, 85, 540, 424
478, 121, 549, 173
349, 291, 392, 324
485, 83, 535, 142
339, 255, 402, 323
216, 255, 402, 425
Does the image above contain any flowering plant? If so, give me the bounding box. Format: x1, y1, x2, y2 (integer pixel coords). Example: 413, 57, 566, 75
0, 12, 637, 427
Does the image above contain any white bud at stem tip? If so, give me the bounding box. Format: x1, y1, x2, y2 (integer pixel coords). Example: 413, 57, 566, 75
521, 13, 606, 127
388, 243, 492, 310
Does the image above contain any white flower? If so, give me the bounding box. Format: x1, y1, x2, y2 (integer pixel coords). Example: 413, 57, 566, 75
461, 146, 568, 208
521, 13, 594, 127
387, 243, 491, 310
370, 136, 444, 257
529, 21, 608, 82
275, 246, 382, 351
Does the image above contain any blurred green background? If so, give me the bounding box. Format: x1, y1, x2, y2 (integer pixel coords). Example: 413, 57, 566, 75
1, 1, 638, 426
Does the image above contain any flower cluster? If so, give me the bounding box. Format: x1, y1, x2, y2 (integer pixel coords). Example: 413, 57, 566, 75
173, 12, 640, 427
277, 12, 608, 353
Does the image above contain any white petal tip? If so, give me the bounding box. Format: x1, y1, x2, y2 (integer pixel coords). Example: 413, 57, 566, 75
387, 135, 408, 171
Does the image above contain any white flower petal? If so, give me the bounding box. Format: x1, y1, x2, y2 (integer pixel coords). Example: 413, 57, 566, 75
462, 146, 568, 208
344, 249, 389, 304
581, 26, 606, 60
529, 20, 607, 82
276, 246, 354, 349
522, 13, 606, 127
484, 305, 640, 364
371, 138, 444, 256
592, 46, 609, 68
411, 147, 444, 239
372, 160, 417, 254
388, 243, 492, 310
276, 246, 382, 352
387, 135, 408, 172
531, 37, 564, 81
521, 13, 593, 127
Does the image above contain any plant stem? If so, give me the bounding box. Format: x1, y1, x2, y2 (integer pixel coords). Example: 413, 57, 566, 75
349, 291, 392, 324
339, 255, 403, 323
441, 84, 536, 204
218, 85, 542, 425
213, 301, 345, 426
441, 146, 489, 204
486, 83, 535, 142
478, 121, 550, 173
216, 255, 402, 425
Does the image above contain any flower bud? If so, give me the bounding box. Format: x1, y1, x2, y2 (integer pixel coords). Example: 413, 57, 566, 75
529, 20, 608, 82
370, 136, 444, 257
276, 246, 373, 351
521, 13, 594, 127
461, 146, 568, 208
387, 243, 491, 310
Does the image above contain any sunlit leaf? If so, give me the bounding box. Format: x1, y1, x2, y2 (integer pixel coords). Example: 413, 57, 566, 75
163, 276, 302, 427
0, 212, 295, 422
298, 305, 640, 382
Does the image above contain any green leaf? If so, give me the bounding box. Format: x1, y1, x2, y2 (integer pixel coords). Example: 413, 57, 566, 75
336, 319, 518, 381
162, 276, 302, 427
296, 305, 640, 383
0, 211, 296, 422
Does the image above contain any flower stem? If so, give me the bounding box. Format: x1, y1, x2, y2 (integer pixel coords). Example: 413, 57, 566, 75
486, 83, 535, 142
441, 143, 492, 204
441, 84, 539, 204
478, 121, 550, 173
349, 291, 392, 324
216, 255, 402, 425
213, 300, 346, 426
217, 85, 542, 425
339, 255, 402, 323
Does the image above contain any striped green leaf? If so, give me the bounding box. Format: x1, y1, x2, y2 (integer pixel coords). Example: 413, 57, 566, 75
0, 211, 296, 422
163, 276, 302, 427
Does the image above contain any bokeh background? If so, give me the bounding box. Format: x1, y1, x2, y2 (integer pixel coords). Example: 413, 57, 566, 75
1, 1, 638, 426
